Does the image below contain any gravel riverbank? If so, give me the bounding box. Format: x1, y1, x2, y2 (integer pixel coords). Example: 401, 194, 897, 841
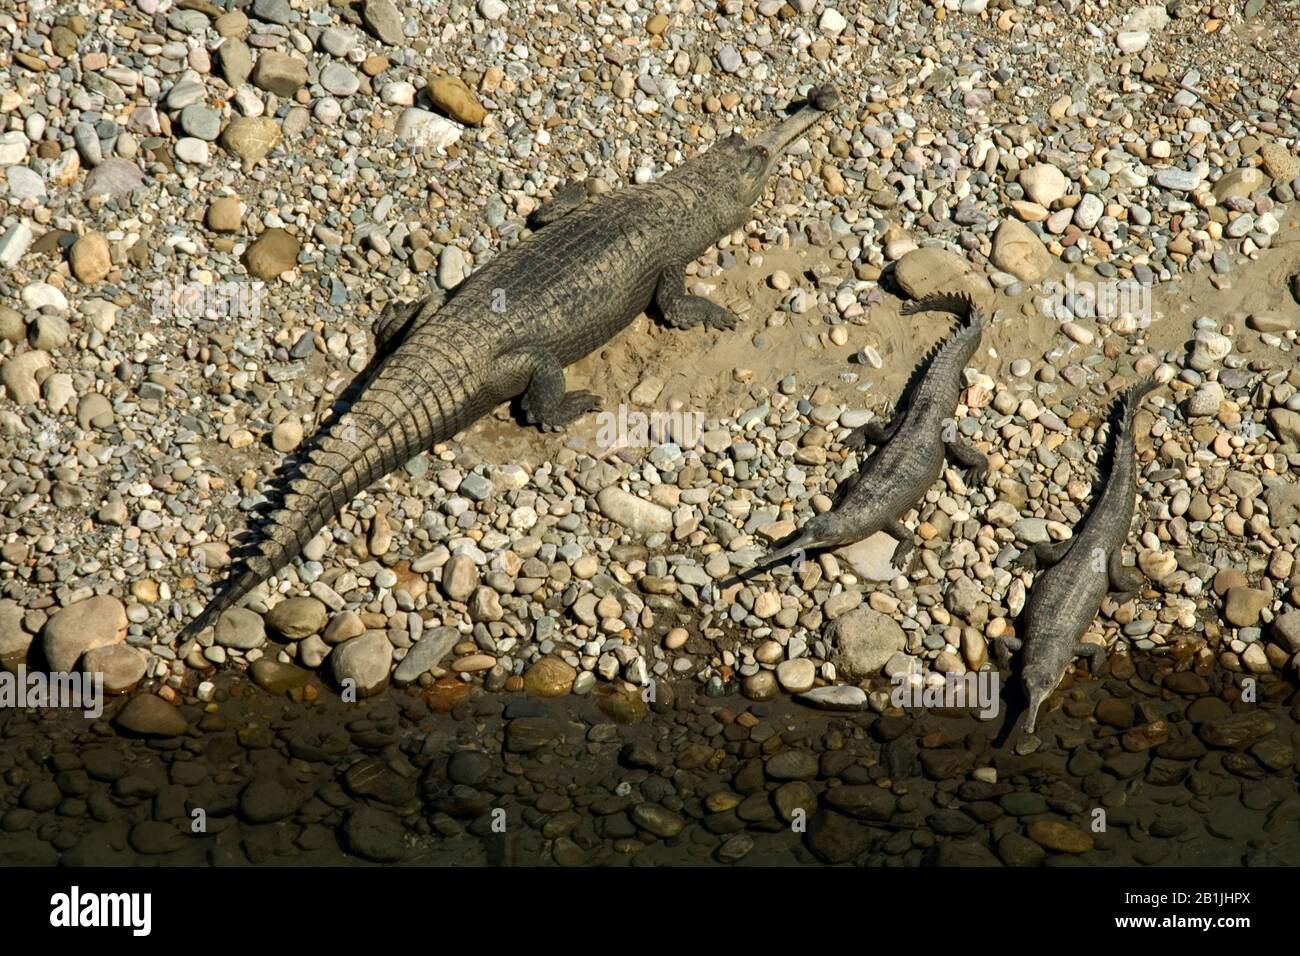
2, 0, 1300, 865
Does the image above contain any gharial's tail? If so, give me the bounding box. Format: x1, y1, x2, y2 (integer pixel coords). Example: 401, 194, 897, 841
1116, 376, 1158, 433
762, 531, 819, 569
176, 321, 462, 644
718, 530, 821, 589
899, 291, 986, 330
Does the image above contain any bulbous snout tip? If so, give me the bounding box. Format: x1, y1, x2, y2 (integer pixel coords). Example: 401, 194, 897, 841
807, 84, 838, 111
753, 85, 838, 156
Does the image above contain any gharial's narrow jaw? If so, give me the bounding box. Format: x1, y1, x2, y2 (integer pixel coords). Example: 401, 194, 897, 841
1022, 667, 1064, 735
1024, 688, 1048, 735
749, 85, 840, 175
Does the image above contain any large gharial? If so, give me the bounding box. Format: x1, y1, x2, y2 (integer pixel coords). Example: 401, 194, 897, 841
177, 84, 840, 642
999, 378, 1158, 734
750, 291, 990, 575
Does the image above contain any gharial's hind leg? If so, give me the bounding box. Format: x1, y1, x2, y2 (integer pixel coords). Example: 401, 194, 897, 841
1012, 538, 1075, 572
845, 413, 903, 451
373, 298, 425, 354
528, 181, 589, 227
655, 260, 739, 330
1107, 547, 1146, 599
945, 437, 988, 485
887, 519, 915, 568
509, 348, 601, 431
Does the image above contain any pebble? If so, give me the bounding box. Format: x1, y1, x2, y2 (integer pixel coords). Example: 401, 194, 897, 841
2, 351, 52, 404
775, 658, 816, 693
394, 108, 462, 151
1186, 382, 1224, 416
69, 233, 112, 283
363, 0, 405, 44
321, 64, 360, 98
797, 685, 868, 711
244, 228, 301, 279
43, 596, 127, 672
894, 247, 988, 302
221, 117, 281, 167
1019, 164, 1067, 206
1259, 142, 1299, 182
523, 656, 577, 696
1027, 820, 1093, 854
991, 219, 1051, 282
332, 631, 393, 697
392, 626, 458, 683
271, 420, 303, 452
113, 695, 188, 738
828, 608, 907, 677
202, 197, 243, 233
426, 74, 486, 126
83, 644, 148, 695
251, 52, 308, 97
0, 221, 33, 267
265, 597, 327, 638
215, 608, 266, 650
1154, 168, 1202, 192
596, 486, 672, 534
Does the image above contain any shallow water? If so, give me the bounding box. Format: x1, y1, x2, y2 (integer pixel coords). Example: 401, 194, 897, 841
1, 651, 1297, 867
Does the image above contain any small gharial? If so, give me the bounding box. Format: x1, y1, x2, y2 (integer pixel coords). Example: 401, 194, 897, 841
999, 378, 1158, 734
177, 84, 840, 641
752, 291, 990, 574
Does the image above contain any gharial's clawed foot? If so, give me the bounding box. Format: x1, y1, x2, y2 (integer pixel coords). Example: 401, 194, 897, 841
704, 303, 740, 331
1011, 549, 1038, 572
845, 421, 888, 452
1076, 642, 1108, 677
945, 439, 989, 488
524, 389, 601, 430
665, 295, 739, 331
994, 635, 1021, 668
889, 539, 914, 568
374, 299, 423, 353
886, 520, 915, 569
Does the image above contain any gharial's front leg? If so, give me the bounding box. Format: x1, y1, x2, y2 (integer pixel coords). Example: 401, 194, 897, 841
886, 518, 915, 568
655, 260, 739, 330
1107, 547, 1146, 598
507, 348, 602, 431
994, 634, 1022, 668
944, 437, 988, 485
1075, 642, 1107, 676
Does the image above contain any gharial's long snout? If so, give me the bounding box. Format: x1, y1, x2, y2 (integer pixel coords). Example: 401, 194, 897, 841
1023, 690, 1046, 735
1022, 668, 1059, 736
751, 84, 839, 160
